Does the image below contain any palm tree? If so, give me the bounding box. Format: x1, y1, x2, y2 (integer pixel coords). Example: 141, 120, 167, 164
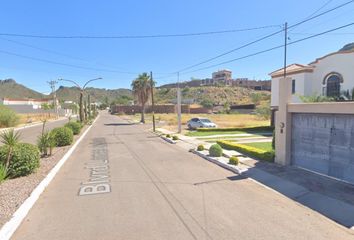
0, 129, 21, 168
131, 73, 154, 123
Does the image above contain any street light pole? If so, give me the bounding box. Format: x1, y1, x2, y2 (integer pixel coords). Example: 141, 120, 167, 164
150, 71, 156, 132
58, 77, 102, 122
177, 72, 182, 133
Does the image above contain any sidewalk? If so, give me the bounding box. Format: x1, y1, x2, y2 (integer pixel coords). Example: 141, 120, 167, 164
157, 128, 354, 229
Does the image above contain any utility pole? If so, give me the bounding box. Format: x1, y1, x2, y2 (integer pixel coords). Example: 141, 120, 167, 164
150, 71, 156, 132
177, 72, 182, 133
88, 94, 91, 119
283, 22, 288, 80
47, 80, 58, 118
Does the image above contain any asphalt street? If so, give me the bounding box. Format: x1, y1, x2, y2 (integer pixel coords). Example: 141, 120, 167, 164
10, 112, 354, 240
0, 118, 69, 145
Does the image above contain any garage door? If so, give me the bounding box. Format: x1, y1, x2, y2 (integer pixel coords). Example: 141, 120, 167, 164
292, 113, 354, 184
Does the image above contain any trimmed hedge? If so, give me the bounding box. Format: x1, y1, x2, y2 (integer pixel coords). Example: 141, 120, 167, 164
172, 135, 179, 140
51, 127, 74, 146
217, 140, 274, 162
196, 126, 274, 133
64, 121, 82, 135
229, 156, 239, 165
197, 144, 205, 151
209, 144, 223, 157
0, 143, 40, 178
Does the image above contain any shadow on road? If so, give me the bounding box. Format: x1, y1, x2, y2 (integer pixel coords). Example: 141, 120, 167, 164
104, 123, 137, 126
237, 160, 354, 228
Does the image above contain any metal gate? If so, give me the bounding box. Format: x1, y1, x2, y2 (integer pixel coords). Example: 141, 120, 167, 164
292, 113, 354, 184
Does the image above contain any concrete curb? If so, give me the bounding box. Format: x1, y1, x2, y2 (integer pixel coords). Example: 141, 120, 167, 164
160, 135, 177, 144
191, 149, 247, 175
0, 115, 100, 240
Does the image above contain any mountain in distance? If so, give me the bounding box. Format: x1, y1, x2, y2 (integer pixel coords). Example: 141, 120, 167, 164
0, 79, 45, 99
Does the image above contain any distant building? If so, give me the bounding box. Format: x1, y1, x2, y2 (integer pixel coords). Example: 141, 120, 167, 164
0, 98, 58, 109
233, 78, 271, 91
212, 69, 232, 86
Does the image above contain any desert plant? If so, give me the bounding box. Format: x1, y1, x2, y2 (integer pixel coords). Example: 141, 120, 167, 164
131, 73, 155, 123
64, 121, 82, 135
209, 144, 223, 157
0, 129, 21, 168
229, 156, 239, 165
37, 131, 56, 156
51, 127, 74, 147
0, 164, 7, 183
172, 135, 179, 140
0, 143, 40, 178
0, 105, 19, 128
166, 134, 171, 138
255, 104, 271, 120
197, 144, 205, 151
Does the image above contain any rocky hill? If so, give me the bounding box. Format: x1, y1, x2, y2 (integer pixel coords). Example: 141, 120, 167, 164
0, 79, 45, 99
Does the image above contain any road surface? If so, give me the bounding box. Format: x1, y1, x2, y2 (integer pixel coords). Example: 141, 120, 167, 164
11, 112, 354, 240
0, 118, 69, 145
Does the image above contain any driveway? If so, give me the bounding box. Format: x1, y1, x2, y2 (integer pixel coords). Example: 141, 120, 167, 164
10, 112, 354, 240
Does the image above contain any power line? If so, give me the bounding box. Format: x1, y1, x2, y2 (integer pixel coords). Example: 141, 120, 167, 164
180, 22, 354, 75
175, 0, 354, 73
0, 49, 143, 74
0, 25, 280, 39
303, 0, 334, 20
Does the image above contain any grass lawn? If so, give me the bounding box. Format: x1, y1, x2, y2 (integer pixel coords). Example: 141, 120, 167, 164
243, 142, 273, 151
186, 130, 272, 137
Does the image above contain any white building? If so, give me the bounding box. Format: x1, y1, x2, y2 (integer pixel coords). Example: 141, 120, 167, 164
270, 44, 354, 110
1, 98, 58, 109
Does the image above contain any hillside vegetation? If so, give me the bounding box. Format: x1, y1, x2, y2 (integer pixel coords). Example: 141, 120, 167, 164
0, 79, 45, 99
155, 86, 270, 105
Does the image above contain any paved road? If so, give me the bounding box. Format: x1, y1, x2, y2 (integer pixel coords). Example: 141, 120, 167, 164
0, 118, 69, 145
11, 112, 354, 240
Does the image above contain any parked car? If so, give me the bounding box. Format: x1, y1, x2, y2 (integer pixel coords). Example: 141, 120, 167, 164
187, 118, 217, 130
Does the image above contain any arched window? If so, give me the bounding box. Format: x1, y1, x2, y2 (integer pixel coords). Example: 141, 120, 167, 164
323, 73, 343, 97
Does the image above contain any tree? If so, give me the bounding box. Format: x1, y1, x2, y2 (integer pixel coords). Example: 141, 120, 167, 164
131, 73, 154, 123
200, 98, 213, 109
0, 129, 21, 168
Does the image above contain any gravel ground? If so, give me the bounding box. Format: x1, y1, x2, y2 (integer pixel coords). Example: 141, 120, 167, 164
0, 126, 88, 227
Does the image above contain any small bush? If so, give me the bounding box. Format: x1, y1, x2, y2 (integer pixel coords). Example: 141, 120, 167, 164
172, 135, 179, 140
64, 121, 82, 135
197, 145, 205, 151
217, 140, 274, 162
0, 164, 7, 182
51, 127, 73, 147
0, 105, 19, 128
209, 144, 223, 157
166, 134, 171, 138
229, 156, 239, 165
0, 143, 40, 178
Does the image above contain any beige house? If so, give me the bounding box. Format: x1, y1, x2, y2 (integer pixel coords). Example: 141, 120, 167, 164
270, 44, 354, 109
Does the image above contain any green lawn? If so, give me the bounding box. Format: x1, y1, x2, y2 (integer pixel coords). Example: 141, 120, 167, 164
243, 142, 273, 151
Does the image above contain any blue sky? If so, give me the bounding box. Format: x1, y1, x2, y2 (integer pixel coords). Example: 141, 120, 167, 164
0, 0, 353, 93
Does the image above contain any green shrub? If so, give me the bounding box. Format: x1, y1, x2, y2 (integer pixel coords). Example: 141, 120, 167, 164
217, 140, 274, 162
0, 105, 19, 128
0, 164, 7, 182
172, 135, 179, 140
64, 121, 82, 135
209, 144, 223, 157
196, 126, 274, 133
229, 156, 239, 165
197, 145, 205, 151
272, 130, 275, 150
51, 127, 73, 147
166, 134, 171, 138
0, 143, 40, 178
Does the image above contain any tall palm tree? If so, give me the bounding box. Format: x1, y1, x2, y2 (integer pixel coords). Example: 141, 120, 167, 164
0, 129, 21, 168
131, 73, 154, 123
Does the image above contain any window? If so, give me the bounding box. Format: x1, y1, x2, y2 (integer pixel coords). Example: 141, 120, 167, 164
291, 79, 296, 94
325, 74, 342, 97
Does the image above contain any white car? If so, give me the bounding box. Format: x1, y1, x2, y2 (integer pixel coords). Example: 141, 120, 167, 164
187, 118, 217, 130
